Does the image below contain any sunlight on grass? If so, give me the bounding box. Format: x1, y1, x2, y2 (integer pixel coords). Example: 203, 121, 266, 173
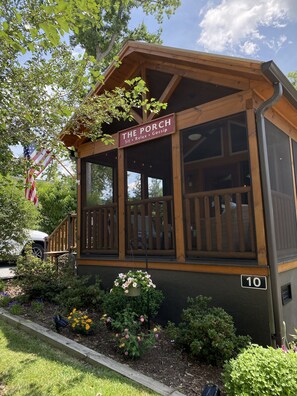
0, 319, 156, 396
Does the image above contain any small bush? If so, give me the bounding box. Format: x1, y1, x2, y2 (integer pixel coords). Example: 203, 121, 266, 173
31, 299, 44, 313
166, 295, 250, 366
9, 301, 24, 315
0, 292, 11, 307
0, 280, 6, 292
223, 344, 297, 395
54, 276, 104, 311
105, 307, 159, 359
14, 253, 62, 301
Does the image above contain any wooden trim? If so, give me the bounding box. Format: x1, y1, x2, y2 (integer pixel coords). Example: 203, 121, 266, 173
278, 259, 297, 273
171, 128, 185, 262
176, 90, 252, 131
77, 258, 269, 276
77, 158, 82, 258
118, 148, 125, 260
78, 139, 118, 158
246, 107, 267, 265
145, 61, 250, 91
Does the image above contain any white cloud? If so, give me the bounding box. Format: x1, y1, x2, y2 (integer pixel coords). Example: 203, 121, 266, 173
197, 0, 297, 55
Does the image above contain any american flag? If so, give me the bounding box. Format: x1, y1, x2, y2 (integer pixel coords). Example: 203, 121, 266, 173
24, 144, 52, 206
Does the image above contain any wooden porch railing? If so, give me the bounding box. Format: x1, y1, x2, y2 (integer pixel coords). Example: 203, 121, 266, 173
126, 196, 175, 255
184, 186, 256, 258
46, 212, 77, 256
81, 203, 118, 254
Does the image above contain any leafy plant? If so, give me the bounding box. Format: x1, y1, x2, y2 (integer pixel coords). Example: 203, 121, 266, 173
0, 280, 6, 292
111, 270, 156, 293
106, 307, 159, 359
68, 308, 94, 335
223, 344, 297, 395
9, 301, 24, 315
167, 295, 250, 366
0, 292, 11, 307
53, 276, 104, 310
31, 299, 44, 313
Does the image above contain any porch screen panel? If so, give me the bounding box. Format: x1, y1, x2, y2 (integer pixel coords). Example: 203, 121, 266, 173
266, 120, 297, 260
82, 151, 118, 255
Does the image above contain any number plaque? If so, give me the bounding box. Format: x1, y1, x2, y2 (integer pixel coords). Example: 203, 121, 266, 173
241, 275, 267, 290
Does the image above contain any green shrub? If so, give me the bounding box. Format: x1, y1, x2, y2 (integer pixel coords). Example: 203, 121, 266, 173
0, 292, 11, 307
223, 344, 297, 395
9, 302, 24, 315
106, 307, 159, 359
0, 279, 6, 292
14, 253, 62, 301
31, 299, 44, 313
103, 286, 164, 320
166, 295, 250, 366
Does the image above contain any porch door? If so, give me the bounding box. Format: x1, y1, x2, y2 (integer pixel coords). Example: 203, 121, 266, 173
124, 136, 175, 256
182, 112, 256, 259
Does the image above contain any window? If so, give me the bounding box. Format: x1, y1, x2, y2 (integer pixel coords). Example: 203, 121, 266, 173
85, 162, 113, 206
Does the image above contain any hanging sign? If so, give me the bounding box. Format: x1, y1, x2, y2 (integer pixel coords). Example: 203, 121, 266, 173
118, 114, 175, 148
241, 275, 267, 290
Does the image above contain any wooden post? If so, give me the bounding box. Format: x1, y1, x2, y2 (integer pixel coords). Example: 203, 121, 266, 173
118, 148, 126, 260
171, 124, 185, 262
246, 107, 267, 266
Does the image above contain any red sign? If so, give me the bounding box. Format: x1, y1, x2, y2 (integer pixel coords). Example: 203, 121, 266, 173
118, 114, 175, 148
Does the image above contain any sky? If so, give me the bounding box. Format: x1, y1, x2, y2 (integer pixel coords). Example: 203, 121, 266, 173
130, 0, 297, 76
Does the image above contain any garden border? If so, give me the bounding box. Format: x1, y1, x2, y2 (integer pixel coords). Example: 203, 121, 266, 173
0, 308, 185, 396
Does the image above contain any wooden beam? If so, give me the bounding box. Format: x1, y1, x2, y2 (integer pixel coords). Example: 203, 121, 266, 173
117, 148, 126, 260
130, 109, 143, 125
145, 61, 251, 91
147, 74, 182, 122
176, 90, 252, 130
246, 107, 267, 266
171, 125, 185, 262
77, 257, 269, 276
78, 138, 118, 158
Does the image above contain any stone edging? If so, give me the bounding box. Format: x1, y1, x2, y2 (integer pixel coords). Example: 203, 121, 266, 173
0, 308, 185, 396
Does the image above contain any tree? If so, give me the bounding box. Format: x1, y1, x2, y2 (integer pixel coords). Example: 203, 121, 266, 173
37, 176, 77, 235
288, 71, 297, 89
70, 0, 180, 64
0, 175, 39, 259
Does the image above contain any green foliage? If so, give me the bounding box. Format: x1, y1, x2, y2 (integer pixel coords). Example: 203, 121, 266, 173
14, 252, 61, 301
37, 177, 76, 234
31, 300, 45, 313
14, 251, 104, 310
0, 175, 39, 259
106, 307, 159, 359
0, 280, 6, 292
103, 286, 164, 320
223, 344, 297, 395
53, 276, 104, 311
288, 71, 297, 89
166, 296, 250, 366
0, 292, 11, 307
70, 0, 181, 65
8, 302, 24, 315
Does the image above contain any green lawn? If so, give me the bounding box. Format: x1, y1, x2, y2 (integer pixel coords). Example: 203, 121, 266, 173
0, 319, 156, 396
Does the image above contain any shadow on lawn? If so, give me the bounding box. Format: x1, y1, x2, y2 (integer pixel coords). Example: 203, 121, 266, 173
0, 319, 156, 396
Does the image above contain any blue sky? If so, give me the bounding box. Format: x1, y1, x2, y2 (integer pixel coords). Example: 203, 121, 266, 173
130, 0, 297, 76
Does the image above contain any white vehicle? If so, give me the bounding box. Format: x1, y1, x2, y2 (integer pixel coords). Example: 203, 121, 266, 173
1, 229, 48, 261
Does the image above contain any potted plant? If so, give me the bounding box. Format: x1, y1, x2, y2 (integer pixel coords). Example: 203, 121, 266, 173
111, 270, 156, 297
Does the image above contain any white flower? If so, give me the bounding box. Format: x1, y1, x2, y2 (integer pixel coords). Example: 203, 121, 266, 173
132, 282, 137, 288
124, 289, 129, 294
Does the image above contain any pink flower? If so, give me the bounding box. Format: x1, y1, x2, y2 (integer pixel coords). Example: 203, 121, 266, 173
124, 351, 128, 356
125, 334, 129, 339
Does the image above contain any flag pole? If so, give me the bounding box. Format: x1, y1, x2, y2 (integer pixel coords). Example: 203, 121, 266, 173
52, 155, 75, 179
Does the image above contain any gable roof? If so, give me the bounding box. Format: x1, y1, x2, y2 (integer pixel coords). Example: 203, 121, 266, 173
61, 41, 297, 148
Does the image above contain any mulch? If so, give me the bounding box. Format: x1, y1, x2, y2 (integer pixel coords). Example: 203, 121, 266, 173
3, 282, 224, 396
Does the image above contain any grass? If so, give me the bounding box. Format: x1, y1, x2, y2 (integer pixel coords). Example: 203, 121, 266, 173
0, 319, 156, 396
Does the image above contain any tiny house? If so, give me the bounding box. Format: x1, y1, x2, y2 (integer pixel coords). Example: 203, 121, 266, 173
59, 41, 297, 346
